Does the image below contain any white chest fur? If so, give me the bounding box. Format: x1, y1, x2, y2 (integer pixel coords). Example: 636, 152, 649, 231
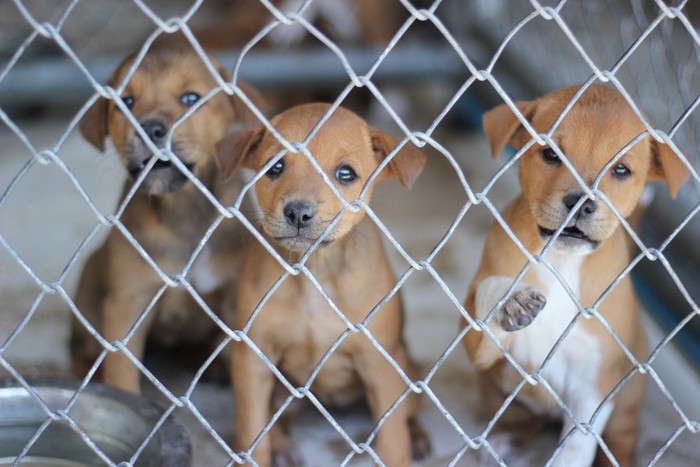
189, 247, 223, 294
513, 255, 598, 375
475, 253, 612, 466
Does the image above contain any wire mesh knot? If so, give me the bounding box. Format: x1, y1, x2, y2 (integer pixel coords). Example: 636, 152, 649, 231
531, 3, 556, 21
35, 149, 55, 165
690, 421, 700, 434
638, 362, 652, 375
581, 307, 596, 319
287, 386, 304, 399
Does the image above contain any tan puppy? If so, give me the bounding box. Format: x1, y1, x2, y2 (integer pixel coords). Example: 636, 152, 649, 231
70, 35, 261, 393
462, 84, 689, 466
215, 103, 430, 466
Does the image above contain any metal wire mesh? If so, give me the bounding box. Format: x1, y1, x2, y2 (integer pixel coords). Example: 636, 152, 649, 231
0, 0, 699, 466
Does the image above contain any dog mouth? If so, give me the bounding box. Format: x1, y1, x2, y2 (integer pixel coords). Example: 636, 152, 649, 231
273, 235, 333, 249
128, 156, 194, 178
538, 225, 599, 247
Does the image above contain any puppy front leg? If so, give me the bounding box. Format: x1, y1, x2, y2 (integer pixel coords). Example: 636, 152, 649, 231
71, 247, 107, 378
468, 276, 546, 369
101, 292, 155, 393
356, 346, 414, 467
598, 371, 645, 467
232, 342, 276, 467
548, 393, 613, 467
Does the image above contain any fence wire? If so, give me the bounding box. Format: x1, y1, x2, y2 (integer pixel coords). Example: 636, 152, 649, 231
0, 0, 699, 466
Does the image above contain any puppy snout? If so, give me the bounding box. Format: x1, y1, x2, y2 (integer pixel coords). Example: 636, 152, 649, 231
284, 201, 315, 229
563, 192, 597, 218
141, 120, 167, 144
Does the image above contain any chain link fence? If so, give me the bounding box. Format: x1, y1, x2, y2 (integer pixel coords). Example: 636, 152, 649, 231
1, 0, 699, 466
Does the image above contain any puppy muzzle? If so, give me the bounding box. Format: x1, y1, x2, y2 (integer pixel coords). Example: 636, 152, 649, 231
125, 151, 194, 194
537, 192, 604, 253
123, 120, 195, 194
265, 201, 335, 252
268, 226, 334, 252
538, 224, 599, 249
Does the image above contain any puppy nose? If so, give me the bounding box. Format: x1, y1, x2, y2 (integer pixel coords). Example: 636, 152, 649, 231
284, 201, 315, 228
141, 120, 167, 144
563, 192, 597, 217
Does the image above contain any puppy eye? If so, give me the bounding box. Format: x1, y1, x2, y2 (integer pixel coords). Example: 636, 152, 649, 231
122, 95, 135, 109
612, 163, 632, 179
335, 164, 358, 184
266, 160, 284, 179
541, 147, 561, 164
180, 92, 200, 107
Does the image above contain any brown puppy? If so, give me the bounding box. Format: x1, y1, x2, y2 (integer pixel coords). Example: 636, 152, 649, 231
462, 84, 690, 466
71, 35, 262, 393
215, 103, 430, 466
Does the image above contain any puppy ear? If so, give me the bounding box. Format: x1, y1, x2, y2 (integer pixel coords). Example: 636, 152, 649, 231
648, 139, 690, 198
370, 130, 426, 189
482, 100, 537, 158
215, 127, 264, 179
217, 65, 266, 125
79, 97, 109, 152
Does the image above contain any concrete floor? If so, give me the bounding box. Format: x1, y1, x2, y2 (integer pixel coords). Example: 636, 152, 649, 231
1, 113, 699, 466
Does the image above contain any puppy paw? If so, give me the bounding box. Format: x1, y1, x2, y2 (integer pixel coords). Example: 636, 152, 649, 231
496, 287, 546, 332
409, 417, 432, 460
272, 448, 302, 467
271, 422, 301, 467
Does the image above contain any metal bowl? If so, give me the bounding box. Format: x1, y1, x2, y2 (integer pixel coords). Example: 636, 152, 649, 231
0, 379, 191, 467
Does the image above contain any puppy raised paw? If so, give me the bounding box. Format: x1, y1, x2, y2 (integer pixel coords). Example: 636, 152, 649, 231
497, 287, 546, 332
409, 417, 431, 460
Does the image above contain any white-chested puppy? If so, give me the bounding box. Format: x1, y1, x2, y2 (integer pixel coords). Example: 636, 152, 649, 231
463, 84, 689, 467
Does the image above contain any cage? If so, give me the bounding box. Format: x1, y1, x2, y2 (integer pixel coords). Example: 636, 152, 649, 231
0, 1, 698, 465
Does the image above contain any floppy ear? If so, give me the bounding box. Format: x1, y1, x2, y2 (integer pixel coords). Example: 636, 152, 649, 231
482, 100, 537, 158
370, 130, 426, 189
215, 127, 264, 179
217, 65, 266, 126
647, 139, 691, 198
79, 97, 109, 152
